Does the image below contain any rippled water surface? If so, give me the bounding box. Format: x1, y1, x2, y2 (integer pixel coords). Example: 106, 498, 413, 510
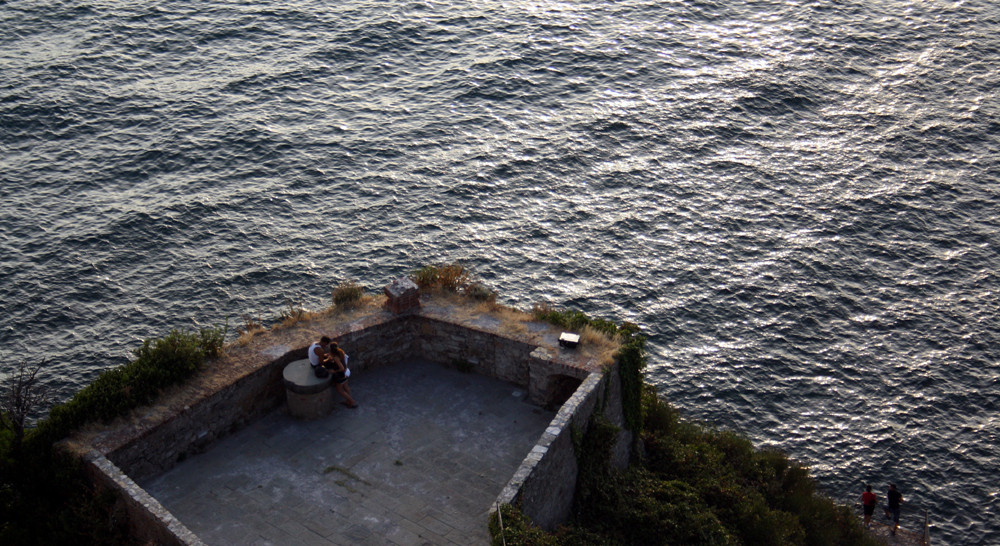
2, 0, 998, 543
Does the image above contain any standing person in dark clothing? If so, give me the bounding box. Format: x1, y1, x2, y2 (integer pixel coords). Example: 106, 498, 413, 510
884, 483, 903, 535
861, 484, 878, 528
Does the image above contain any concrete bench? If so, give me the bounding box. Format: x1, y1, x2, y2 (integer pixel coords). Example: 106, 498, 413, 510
282, 359, 333, 419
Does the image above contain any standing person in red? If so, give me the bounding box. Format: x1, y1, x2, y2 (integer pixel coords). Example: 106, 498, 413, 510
861, 484, 878, 528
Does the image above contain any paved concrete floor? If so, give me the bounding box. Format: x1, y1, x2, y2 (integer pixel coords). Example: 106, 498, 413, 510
141, 360, 555, 545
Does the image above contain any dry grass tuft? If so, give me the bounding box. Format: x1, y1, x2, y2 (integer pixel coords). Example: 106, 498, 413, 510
322, 294, 386, 320
580, 325, 621, 367
233, 314, 267, 347
478, 302, 533, 337
234, 327, 267, 347
276, 309, 322, 330
412, 263, 472, 292
332, 281, 365, 308
530, 301, 554, 319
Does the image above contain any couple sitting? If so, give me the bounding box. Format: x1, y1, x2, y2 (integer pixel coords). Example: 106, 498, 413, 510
309, 336, 358, 408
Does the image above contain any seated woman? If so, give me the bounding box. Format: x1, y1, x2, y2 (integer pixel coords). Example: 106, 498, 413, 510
326, 341, 358, 409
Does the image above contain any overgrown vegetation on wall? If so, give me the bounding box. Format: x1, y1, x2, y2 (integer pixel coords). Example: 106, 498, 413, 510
492, 304, 875, 545
491, 385, 880, 546
0, 326, 225, 544
530, 305, 645, 434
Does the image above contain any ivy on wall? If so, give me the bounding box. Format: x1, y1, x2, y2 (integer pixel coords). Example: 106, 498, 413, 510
531, 306, 646, 434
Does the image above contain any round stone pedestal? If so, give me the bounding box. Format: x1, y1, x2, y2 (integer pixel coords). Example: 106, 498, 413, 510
283, 359, 333, 419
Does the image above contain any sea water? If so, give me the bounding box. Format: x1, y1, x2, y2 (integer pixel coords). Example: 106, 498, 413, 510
2, 1, 998, 542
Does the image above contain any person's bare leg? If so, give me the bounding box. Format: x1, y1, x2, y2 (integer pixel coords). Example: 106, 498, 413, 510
335, 383, 357, 407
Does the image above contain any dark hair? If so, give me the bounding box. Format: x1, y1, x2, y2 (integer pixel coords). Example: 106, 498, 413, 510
320, 336, 331, 343
866, 485, 872, 492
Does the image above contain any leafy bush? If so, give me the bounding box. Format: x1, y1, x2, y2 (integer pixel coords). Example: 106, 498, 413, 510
2, 325, 224, 543
492, 369, 879, 546
531, 303, 590, 331
464, 282, 496, 302
30, 325, 225, 450
489, 504, 561, 546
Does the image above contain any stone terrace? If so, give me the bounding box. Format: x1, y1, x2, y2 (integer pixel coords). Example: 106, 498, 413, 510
141, 359, 555, 545
64, 289, 629, 545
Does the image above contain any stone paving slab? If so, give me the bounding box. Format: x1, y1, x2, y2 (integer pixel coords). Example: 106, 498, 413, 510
141, 360, 555, 545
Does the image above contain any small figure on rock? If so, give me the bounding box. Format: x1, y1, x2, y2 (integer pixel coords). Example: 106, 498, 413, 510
861, 484, 878, 528
883, 483, 903, 535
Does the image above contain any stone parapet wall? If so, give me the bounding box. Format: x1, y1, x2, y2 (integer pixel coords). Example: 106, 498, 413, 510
494, 363, 632, 531
82, 451, 204, 546
108, 350, 299, 482
107, 317, 418, 480
334, 314, 416, 373
527, 346, 591, 406
414, 318, 595, 406
414, 317, 536, 385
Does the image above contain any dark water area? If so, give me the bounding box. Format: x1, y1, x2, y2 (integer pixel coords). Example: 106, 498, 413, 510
2, 0, 998, 543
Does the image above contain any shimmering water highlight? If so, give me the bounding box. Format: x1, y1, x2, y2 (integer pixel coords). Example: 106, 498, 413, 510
2, 1, 998, 543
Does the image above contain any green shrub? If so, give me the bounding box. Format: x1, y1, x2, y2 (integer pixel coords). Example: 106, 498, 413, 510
572, 413, 621, 522
2, 325, 226, 543
464, 282, 496, 302
29, 326, 225, 449
531, 304, 590, 331
497, 385, 879, 546
489, 504, 561, 546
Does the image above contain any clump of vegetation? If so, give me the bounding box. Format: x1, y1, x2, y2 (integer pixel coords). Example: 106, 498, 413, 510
531, 302, 618, 337
464, 281, 496, 302
235, 313, 266, 346
1, 325, 226, 543
32, 326, 225, 447
411, 263, 472, 291
490, 504, 561, 545
490, 386, 879, 546
277, 300, 307, 327
332, 281, 365, 308
0, 360, 50, 453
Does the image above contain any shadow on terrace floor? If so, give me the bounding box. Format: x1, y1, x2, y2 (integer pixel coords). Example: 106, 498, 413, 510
141, 359, 556, 545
